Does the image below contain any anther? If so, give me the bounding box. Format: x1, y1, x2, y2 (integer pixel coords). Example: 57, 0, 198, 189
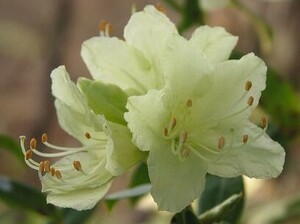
169, 117, 177, 130
247, 96, 254, 106
243, 135, 249, 144
245, 81, 252, 91
73, 160, 82, 172
30, 138, 37, 149
186, 99, 193, 107
180, 131, 188, 143
155, 3, 166, 14
85, 132, 91, 139
50, 167, 56, 177
39, 161, 45, 172
44, 160, 50, 173
99, 20, 112, 35
218, 136, 226, 149
55, 170, 62, 179
41, 133, 48, 143
181, 147, 191, 158
163, 127, 168, 137
25, 150, 33, 160
261, 115, 267, 129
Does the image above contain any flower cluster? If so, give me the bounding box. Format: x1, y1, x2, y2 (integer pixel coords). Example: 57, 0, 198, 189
20, 5, 285, 213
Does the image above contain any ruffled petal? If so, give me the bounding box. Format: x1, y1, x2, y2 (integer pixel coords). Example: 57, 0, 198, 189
125, 90, 169, 151
51, 66, 87, 113
207, 122, 285, 178
81, 36, 157, 95
104, 121, 146, 176
148, 144, 207, 212
190, 25, 238, 63
124, 5, 178, 79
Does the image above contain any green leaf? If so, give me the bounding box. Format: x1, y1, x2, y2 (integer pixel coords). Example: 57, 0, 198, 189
61, 207, 96, 224
171, 206, 200, 224
78, 78, 128, 125
261, 68, 300, 133
198, 193, 243, 224
178, 0, 204, 33
198, 174, 244, 224
129, 162, 150, 204
0, 176, 55, 216
0, 135, 23, 162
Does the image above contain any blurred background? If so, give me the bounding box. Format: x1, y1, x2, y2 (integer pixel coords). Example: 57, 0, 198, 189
0, 0, 300, 223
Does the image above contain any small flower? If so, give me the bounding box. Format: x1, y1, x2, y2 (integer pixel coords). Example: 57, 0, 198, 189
20, 66, 144, 210
105, 6, 284, 212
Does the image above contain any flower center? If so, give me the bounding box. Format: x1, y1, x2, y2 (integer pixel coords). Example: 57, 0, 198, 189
161, 80, 268, 162
20, 132, 106, 179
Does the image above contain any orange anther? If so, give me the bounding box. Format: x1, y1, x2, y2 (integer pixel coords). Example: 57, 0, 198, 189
261, 115, 267, 129
85, 132, 91, 139
25, 150, 33, 160
41, 133, 48, 143
243, 135, 249, 144
39, 161, 44, 172
50, 167, 56, 176
55, 170, 62, 179
44, 160, 50, 173
186, 99, 193, 107
30, 138, 37, 149
218, 136, 226, 149
73, 160, 82, 172
245, 81, 252, 91
247, 96, 254, 106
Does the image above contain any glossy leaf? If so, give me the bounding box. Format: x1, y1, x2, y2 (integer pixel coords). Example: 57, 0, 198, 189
0, 176, 55, 216
171, 206, 200, 224
198, 174, 244, 223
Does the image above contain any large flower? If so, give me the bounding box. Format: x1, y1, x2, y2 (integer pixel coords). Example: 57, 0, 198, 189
122, 10, 285, 212
20, 66, 144, 210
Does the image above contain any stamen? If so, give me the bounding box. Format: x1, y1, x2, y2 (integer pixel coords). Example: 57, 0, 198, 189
73, 160, 82, 172
261, 115, 267, 129
41, 133, 48, 143
155, 3, 166, 14
218, 136, 226, 149
181, 147, 191, 158
50, 167, 56, 177
186, 99, 193, 107
176, 131, 187, 153
247, 96, 254, 106
245, 81, 252, 91
163, 127, 168, 137
243, 135, 249, 144
85, 132, 91, 139
25, 150, 33, 160
44, 160, 50, 173
39, 161, 45, 173
99, 20, 112, 36
169, 117, 177, 131
55, 170, 62, 179
30, 138, 37, 149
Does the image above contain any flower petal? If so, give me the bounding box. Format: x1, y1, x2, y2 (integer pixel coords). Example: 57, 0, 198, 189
148, 144, 207, 212
51, 66, 87, 114
190, 25, 238, 63
124, 5, 177, 75
40, 151, 113, 210
125, 90, 169, 151
162, 35, 213, 104
191, 53, 267, 130
207, 122, 285, 178
54, 99, 105, 145
104, 121, 146, 176
81, 36, 157, 95
46, 182, 111, 210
